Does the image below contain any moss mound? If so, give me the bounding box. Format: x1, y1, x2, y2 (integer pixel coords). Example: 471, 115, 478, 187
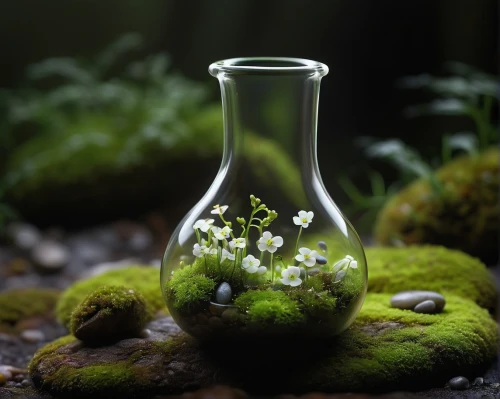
374, 148, 499, 263
56, 266, 164, 328
29, 293, 498, 396
365, 245, 497, 312
0, 288, 59, 334
70, 285, 150, 344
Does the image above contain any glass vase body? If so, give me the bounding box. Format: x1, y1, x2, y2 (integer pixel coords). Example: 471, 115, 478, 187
161, 58, 367, 341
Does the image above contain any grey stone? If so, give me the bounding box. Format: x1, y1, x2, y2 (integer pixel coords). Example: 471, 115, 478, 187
31, 241, 70, 272
215, 282, 232, 305
316, 255, 327, 265
20, 330, 45, 343
317, 241, 327, 252
7, 223, 42, 251
390, 291, 446, 312
21, 379, 31, 387
448, 376, 470, 390
473, 377, 484, 386
413, 300, 437, 314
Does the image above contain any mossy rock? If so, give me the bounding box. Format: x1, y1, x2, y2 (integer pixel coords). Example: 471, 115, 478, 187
0, 288, 59, 334
29, 293, 498, 397
374, 148, 499, 263
365, 245, 498, 312
70, 285, 150, 344
56, 266, 165, 328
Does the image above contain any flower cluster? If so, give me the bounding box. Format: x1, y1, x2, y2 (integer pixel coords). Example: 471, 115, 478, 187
190, 195, 358, 289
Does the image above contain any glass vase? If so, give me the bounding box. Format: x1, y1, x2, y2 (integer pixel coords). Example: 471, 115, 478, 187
161, 57, 367, 341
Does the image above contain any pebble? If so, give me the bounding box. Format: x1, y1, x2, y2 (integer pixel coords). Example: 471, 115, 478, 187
140, 329, 151, 338
390, 291, 445, 313
316, 255, 327, 265
473, 377, 484, 386
448, 376, 470, 390
20, 329, 45, 343
7, 223, 42, 251
413, 300, 436, 314
215, 282, 232, 305
31, 240, 71, 273
208, 316, 223, 328
317, 241, 327, 252
0, 366, 13, 380
221, 308, 240, 324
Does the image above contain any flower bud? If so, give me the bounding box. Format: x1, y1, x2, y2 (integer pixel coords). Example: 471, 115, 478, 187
236, 217, 246, 225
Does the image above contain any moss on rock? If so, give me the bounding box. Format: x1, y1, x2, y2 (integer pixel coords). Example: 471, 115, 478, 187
29, 293, 498, 396
0, 288, 59, 334
365, 245, 497, 312
374, 148, 499, 263
56, 266, 164, 328
70, 285, 150, 343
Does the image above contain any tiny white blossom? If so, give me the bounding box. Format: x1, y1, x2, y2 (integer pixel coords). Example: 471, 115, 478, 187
193, 243, 204, 258
230, 237, 246, 249
241, 255, 260, 274
212, 225, 232, 240
192, 218, 214, 233
202, 246, 217, 256
293, 210, 314, 228
295, 247, 318, 267
257, 231, 284, 253
193, 240, 216, 258
280, 266, 302, 287
211, 204, 229, 215
257, 266, 267, 275
221, 248, 235, 262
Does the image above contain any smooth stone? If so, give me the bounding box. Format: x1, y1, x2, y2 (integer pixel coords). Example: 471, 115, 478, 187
215, 282, 232, 305
390, 291, 445, 312
7, 223, 42, 251
473, 377, 484, 386
448, 376, 470, 390
20, 329, 45, 343
413, 300, 437, 314
221, 308, 240, 324
21, 379, 31, 387
316, 255, 327, 265
208, 316, 223, 328
317, 241, 328, 252
31, 240, 71, 272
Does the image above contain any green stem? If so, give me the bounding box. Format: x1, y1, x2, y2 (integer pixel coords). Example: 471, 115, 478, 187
293, 226, 302, 265
195, 229, 201, 245
270, 253, 274, 283
204, 256, 208, 275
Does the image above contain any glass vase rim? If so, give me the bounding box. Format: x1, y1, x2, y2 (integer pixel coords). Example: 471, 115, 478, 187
209, 57, 329, 76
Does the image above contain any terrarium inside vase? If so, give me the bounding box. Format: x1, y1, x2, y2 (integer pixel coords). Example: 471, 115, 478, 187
161, 57, 367, 341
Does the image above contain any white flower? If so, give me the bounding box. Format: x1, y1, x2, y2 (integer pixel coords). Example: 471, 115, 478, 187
193, 243, 204, 258
280, 266, 302, 286
257, 266, 267, 275
333, 255, 358, 281
192, 241, 216, 258
230, 237, 246, 249
221, 248, 235, 262
192, 218, 214, 233
212, 225, 232, 240
241, 255, 260, 274
257, 231, 284, 253
211, 204, 228, 215
293, 210, 314, 228
295, 247, 318, 267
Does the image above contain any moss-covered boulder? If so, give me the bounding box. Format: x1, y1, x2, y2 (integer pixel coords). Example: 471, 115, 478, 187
0, 288, 59, 334
365, 245, 497, 312
70, 286, 150, 344
374, 148, 499, 263
56, 266, 164, 328
29, 293, 497, 397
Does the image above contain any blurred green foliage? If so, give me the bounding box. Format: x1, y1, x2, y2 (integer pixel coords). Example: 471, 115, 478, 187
341, 62, 498, 232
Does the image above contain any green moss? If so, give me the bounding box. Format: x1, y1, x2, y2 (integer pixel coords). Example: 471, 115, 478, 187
374, 148, 499, 262
56, 266, 164, 328
29, 293, 498, 395
235, 290, 305, 327
366, 245, 497, 311
70, 285, 150, 343
165, 275, 216, 312
0, 288, 59, 334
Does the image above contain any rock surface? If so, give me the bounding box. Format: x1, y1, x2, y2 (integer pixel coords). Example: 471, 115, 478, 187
29, 293, 497, 398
